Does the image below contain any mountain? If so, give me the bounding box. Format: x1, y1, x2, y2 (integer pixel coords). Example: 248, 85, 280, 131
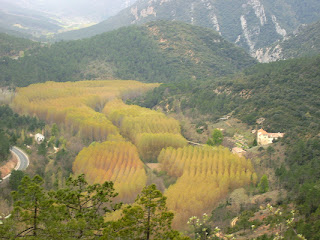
0, 0, 137, 38
256, 20, 320, 62
0, 21, 256, 87
0, 5, 62, 38
55, 0, 320, 55
1, 0, 137, 22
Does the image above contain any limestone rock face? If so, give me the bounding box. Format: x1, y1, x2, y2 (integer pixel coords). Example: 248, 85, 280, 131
57, 0, 320, 54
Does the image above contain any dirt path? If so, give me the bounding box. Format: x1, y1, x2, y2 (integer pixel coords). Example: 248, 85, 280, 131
0, 153, 18, 179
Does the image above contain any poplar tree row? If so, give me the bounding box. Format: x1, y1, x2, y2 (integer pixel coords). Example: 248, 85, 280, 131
73, 138, 147, 203
103, 99, 187, 161
13, 80, 158, 141
158, 145, 257, 229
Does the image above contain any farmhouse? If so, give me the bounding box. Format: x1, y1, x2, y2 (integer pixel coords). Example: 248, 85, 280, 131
257, 129, 284, 145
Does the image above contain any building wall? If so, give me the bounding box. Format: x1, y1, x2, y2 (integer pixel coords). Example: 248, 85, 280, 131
258, 133, 275, 145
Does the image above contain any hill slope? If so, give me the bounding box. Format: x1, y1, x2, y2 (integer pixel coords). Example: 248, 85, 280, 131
55, 0, 320, 54
138, 55, 320, 136
0, 33, 40, 57
0, 21, 255, 87
256, 20, 320, 62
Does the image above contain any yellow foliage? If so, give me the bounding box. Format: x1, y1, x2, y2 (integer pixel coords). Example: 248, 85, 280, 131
73, 140, 147, 203
13, 80, 158, 141
13, 80, 157, 203
158, 145, 256, 229
103, 99, 187, 161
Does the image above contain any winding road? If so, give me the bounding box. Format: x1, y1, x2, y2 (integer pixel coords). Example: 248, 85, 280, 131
0, 147, 29, 222
11, 147, 29, 171
2, 147, 29, 180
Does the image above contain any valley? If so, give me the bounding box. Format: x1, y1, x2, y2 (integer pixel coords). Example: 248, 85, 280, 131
0, 1, 320, 238
9, 80, 256, 230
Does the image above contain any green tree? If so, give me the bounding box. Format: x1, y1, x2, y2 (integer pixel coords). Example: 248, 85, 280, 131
0, 217, 17, 239
51, 174, 120, 238
105, 184, 186, 240
252, 138, 258, 147
51, 123, 59, 137
5, 174, 121, 239
258, 175, 269, 193
37, 141, 47, 156
11, 175, 52, 238
266, 146, 275, 167
0, 130, 10, 162
237, 210, 254, 232
207, 129, 223, 146
9, 170, 25, 191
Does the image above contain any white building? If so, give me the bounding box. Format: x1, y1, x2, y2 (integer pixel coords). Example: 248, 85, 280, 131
35, 133, 45, 144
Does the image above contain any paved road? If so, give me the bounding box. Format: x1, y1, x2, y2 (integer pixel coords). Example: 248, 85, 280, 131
0, 147, 29, 222
11, 147, 29, 171
1, 147, 29, 181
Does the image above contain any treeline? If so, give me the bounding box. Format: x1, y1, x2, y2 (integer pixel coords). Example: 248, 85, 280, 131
0, 174, 189, 240
0, 21, 255, 87
13, 80, 157, 142
159, 145, 256, 229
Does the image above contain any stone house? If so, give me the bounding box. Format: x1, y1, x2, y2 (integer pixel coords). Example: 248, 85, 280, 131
257, 129, 284, 145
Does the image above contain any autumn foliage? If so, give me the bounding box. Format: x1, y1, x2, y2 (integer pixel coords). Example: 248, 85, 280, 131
158, 145, 257, 229
12, 80, 258, 229
13, 80, 159, 141
103, 99, 187, 161
73, 138, 147, 203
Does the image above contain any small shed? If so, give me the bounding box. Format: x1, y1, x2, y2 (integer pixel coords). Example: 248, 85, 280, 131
35, 133, 45, 144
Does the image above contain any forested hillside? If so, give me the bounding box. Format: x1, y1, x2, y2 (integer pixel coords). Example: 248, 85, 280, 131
256, 20, 320, 62
134, 54, 320, 237
55, 0, 320, 55
138, 54, 320, 136
0, 21, 255, 87
0, 33, 40, 57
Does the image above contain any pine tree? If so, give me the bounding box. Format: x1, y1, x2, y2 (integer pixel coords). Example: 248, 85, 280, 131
104, 184, 188, 240
11, 175, 51, 238
51, 174, 120, 238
